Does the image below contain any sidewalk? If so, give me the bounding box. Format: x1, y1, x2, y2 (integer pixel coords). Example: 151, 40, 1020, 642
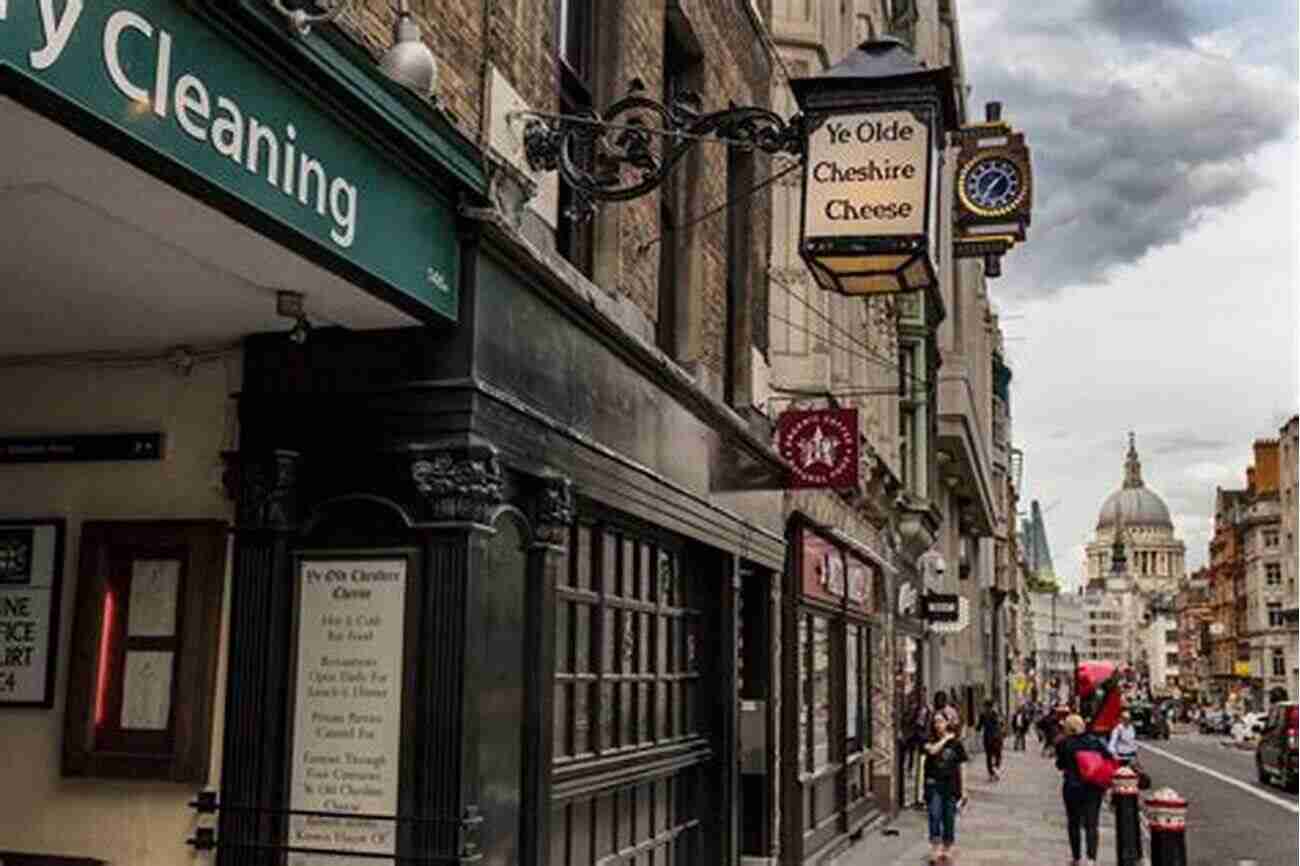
835, 743, 1122, 866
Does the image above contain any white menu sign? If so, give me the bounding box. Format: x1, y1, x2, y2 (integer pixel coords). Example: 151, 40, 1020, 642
289, 559, 406, 865
803, 110, 931, 238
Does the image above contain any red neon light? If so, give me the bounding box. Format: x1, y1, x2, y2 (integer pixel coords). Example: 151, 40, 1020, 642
94, 592, 115, 727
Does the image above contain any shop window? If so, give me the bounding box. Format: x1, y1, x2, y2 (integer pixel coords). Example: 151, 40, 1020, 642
554, 522, 705, 761
551, 518, 711, 865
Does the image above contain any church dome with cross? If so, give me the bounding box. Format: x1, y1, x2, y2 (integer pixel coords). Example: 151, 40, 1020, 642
1084, 434, 1186, 591
1096, 434, 1174, 531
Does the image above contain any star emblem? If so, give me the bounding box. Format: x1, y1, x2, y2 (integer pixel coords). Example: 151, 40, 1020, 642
798, 425, 838, 469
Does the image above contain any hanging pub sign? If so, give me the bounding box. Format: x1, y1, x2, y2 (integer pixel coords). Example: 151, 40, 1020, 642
789, 37, 958, 296
920, 592, 960, 623
776, 408, 860, 490
952, 102, 1034, 276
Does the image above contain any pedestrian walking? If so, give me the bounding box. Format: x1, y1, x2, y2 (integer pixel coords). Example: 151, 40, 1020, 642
934, 689, 962, 734
977, 699, 1005, 780
1107, 710, 1138, 767
1056, 714, 1113, 866
1038, 709, 1059, 757
906, 692, 932, 808
923, 713, 969, 864
1012, 704, 1030, 751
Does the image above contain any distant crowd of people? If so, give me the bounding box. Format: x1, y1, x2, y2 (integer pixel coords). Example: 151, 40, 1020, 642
900, 691, 1139, 866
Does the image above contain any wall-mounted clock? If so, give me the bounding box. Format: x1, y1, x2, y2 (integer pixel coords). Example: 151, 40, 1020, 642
958, 154, 1028, 217
951, 102, 1035, 271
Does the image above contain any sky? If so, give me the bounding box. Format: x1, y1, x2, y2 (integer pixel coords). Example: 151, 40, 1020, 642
960, 0, 1299, 587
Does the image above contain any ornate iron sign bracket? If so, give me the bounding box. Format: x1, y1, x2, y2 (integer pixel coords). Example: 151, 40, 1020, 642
519, 80, 805, 221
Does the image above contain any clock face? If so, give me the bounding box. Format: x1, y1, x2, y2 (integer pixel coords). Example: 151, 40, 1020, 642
961, 157, 1023, 214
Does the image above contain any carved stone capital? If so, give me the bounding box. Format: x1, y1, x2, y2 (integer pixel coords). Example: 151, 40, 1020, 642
411, 442, 504, 525
223, 449, 301, 531
896, 495, 942, 561
535, 475, 575, 546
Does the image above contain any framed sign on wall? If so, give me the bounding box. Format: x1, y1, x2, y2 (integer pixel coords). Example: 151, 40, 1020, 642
62, 520, 227, 781
286, 550, 418, 863
0, 518, 66, 707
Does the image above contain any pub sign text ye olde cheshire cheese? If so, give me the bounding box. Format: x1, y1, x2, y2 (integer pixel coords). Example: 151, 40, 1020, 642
803, 110, 930, 238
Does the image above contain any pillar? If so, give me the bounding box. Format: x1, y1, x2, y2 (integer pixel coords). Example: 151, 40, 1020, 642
218, 449, 301, 866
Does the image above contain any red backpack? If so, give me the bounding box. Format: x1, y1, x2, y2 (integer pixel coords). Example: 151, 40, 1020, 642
1076, 750, 1119, 788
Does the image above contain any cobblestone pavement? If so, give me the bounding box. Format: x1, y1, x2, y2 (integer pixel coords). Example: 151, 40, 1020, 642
835, 742, 1123, 866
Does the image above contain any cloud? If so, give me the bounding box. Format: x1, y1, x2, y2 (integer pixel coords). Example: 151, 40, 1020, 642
965, 2, 1298, 300
1142, 433, 1230, 456
1083, 0, 1197, 47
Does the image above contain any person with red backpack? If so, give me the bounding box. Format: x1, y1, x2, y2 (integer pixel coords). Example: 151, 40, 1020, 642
1055, 714, 1115, 866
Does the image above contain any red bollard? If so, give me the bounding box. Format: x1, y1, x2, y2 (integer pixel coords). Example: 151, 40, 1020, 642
1111, 765, 1143, 866
1146, 787, 1188, 866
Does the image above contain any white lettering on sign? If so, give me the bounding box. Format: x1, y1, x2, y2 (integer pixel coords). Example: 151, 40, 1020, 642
99, 10, 358, 247
30, 0, 82, 70
290, 559, 406, 866
10, 5, 360, 249
803, 110, 930, 239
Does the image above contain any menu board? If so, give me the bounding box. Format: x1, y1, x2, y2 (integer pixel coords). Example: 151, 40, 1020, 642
289, 558, 406, 865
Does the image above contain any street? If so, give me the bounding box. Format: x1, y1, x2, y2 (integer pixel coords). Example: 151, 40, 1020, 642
1137, 733, 1298, 866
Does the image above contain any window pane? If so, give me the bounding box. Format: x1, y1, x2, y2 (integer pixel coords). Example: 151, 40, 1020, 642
799, 615, 811, 771
575, 523, 592, 590
846, 624, 861, 753
575, 681, 592, 754
574, 603, 591, 673
556, 601, 571, 673
554, 683, 569, 757
812, 616, 832, 769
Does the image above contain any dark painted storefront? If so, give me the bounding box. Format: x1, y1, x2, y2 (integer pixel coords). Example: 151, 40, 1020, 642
781, 516, 888, 865
222, 219, 787, 865
2, 3, 787, 865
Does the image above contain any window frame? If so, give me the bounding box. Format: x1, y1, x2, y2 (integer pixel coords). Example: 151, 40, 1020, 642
555, 0, 596, 276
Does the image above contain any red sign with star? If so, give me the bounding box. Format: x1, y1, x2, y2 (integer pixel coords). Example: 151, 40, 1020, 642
775, 408, 859, 489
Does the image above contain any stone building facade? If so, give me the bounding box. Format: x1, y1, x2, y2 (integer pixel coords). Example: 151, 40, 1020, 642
0, 3, 1026, 866
1202, 435, 1292, 708
1279, 416, 1299, 697
1175, 569, 1213, 700
1237, 440, 1289, 707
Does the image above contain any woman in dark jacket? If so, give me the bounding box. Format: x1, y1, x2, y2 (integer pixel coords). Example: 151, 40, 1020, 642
1055, 714, 1112, 866
923, 714, 968, 863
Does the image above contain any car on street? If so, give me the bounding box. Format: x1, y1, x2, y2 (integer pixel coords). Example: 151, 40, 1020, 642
1199, 709, 1232, 735
1130, 701, 1170, 739
1255, 702, 1299, 790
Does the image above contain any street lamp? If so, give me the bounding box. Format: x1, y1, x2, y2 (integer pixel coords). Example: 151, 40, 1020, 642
789, 35, 957, 297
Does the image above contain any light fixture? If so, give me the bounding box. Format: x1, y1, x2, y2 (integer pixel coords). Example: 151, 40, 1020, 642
789, 36, 957, 297
380, 1, 438, 98
276, 291, 312, 345
269, 0, 357, 37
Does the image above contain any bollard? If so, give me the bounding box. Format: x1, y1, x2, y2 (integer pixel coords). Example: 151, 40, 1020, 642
1111, 765, 1143, 866
1146, 787, 1188, 866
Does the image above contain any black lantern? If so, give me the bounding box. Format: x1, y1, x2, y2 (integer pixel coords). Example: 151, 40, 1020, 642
789, 36, 958, 297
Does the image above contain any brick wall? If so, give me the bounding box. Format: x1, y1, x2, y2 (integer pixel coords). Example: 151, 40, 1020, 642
339, 1, 774, 393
